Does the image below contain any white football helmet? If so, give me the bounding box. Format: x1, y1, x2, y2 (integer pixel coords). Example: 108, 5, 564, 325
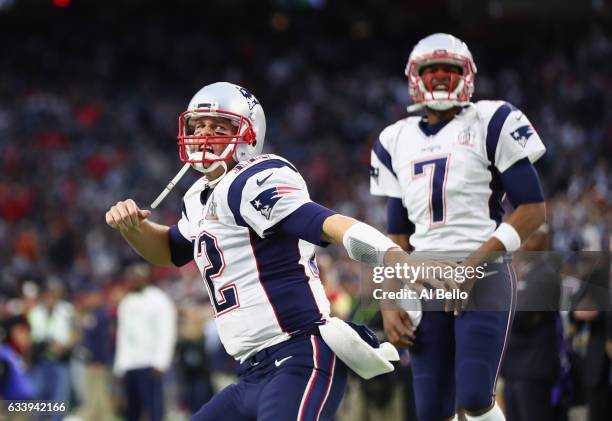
405, 33, 477, 112
177, 82, 266, 174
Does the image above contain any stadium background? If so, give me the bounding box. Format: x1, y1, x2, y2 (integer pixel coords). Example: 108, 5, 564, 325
0, 0, 610, 420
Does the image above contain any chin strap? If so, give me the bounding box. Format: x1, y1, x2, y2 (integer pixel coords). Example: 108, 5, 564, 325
152, 146, 235, 208
182, 159, 229, 202
151, 159, 230, 209
202, 160, 228, 188
407, 102, 426, 113
150, 163, 191, 209
408, 100, 472, 114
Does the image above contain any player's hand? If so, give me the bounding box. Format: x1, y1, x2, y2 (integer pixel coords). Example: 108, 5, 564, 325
451, 269, 477, 315
382, 309, 415, 348
415, 259, 461, 294
383, 250, 461, 294
105, 199, 151, 232
149, 368, 163, 379
450, 256, 491, 315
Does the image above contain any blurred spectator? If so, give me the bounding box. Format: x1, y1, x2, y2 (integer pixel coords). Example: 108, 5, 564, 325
175, 306, 214, 414
203, 318, 238, 394
0, 315, 35, 400
567, 250, 611, 421
501, 226, 566, 421
113, 263, 177, 421
28, 279, 76, 421
73, 287, 114, 421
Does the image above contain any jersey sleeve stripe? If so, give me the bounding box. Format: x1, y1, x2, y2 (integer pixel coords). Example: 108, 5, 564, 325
181, 200, 189, 221
168, 224, 194, 266
372, 138, 397, 179
485, 102, 515, 163
228, 159, 299, 227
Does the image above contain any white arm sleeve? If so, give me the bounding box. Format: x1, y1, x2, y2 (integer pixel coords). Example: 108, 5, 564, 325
494, 107, 546, 173
240, 166, 311, 238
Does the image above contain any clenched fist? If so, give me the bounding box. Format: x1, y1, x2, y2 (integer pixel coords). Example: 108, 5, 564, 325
105, 199, 151, 232
382, 309, 416, 348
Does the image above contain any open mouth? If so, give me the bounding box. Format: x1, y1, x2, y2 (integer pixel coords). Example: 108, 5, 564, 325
197, 145, 214, 154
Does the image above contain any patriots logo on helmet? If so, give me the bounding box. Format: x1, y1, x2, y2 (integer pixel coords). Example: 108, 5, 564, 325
510, 125, 534, 147
250, 185, 301, 220
236, 87, 260, 111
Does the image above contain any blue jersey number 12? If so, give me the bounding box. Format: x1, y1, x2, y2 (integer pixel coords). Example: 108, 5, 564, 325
197, 231, 240, 316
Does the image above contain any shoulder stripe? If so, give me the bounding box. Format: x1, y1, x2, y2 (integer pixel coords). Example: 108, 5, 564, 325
181, 199, 189, 221
372, 138, 397, 179
228, 159, 298, 227
485, 102, 515, 163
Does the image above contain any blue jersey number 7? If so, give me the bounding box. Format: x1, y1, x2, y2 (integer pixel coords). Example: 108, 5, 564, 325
412, 155, 450, 225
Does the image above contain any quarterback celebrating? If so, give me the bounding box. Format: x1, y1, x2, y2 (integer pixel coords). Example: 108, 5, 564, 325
370, 34, 546, 421
106, 82, 455, 421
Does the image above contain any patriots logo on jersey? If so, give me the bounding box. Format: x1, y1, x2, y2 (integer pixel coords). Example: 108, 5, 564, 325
250, 186, 301, 220
510, 125, 534, 147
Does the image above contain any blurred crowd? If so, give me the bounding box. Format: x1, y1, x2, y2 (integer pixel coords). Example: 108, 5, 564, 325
0, 1, 611, 420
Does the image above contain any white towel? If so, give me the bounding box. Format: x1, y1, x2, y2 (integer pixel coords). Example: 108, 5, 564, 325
318, 317, 399, 380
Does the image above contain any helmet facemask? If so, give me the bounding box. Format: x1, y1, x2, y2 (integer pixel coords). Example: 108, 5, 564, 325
177, 108, 257, 176
406, 52, 476, 112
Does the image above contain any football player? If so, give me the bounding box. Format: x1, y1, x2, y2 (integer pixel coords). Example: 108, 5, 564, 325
106, 82, 457, 421
370, 34, 547, 421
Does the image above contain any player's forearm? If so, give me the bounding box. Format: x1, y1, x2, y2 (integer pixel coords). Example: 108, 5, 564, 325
121, 220, 174, 267
321, 214, 360, 245
388, 233, 411, 252
505, 202, 546, 241
471, 201, 546, 262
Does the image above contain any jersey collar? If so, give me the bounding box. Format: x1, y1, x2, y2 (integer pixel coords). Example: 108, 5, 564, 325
417, 118, 452, 137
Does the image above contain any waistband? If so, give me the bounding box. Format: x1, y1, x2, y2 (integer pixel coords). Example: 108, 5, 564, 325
410, 252, 512, 264
241, 325, 321, 369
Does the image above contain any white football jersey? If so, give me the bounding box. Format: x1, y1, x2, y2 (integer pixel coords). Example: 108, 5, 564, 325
370, 101, 546, 252
173, 154, 330, 362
